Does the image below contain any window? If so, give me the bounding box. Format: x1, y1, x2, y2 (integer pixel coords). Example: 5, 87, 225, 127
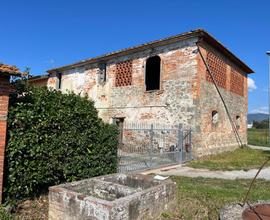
236, 115, 241, 129
145, 56, 161, 91
56, 72, 62, 90
212, 110, 219, 125
98, 63, 106, 84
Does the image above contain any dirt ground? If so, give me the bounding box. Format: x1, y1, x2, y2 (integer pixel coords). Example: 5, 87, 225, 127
13, 195, 48, 220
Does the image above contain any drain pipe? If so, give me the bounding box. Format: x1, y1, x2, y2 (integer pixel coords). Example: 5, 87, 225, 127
196, 41, 243, 147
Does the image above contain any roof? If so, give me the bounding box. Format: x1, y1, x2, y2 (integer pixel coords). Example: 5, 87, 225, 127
47, 29, 254, 74
28, 74, 49, 82
0, 63, 21, 76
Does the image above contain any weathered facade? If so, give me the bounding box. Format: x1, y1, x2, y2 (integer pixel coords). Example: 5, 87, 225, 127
46, 29, 253, 157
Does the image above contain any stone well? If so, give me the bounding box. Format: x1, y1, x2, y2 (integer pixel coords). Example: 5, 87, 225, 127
49, 173, 177, 220
220, 201, 270, 220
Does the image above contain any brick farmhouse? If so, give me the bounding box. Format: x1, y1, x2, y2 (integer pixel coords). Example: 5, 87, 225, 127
37, 29, 253, 156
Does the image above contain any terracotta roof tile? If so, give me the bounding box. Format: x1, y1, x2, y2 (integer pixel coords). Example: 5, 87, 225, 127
0, 63, 21, 76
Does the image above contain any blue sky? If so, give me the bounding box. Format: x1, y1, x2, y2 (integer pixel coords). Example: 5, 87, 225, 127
1, 0, 269, 113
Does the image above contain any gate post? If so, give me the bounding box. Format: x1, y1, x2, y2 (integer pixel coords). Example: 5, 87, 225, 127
178, 124, 183, 163
150, 124, 154, 167
189, 128, 192, 160
0, 64, 20, 203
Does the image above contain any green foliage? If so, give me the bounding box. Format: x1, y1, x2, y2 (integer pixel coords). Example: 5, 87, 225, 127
0, 206, 13, 220
4, 84, 118, 203
253, 119, 269, 129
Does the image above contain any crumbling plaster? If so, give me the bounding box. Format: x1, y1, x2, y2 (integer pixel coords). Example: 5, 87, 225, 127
47, 36, 248, 156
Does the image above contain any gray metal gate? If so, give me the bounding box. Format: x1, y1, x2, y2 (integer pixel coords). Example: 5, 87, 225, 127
117, 123, 192, 173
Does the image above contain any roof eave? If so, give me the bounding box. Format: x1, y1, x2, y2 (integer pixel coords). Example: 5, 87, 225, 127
0, 71, 21, 77
28, 74, 49, 82
47, 29, 203, 74
199, 31, 254, 74
47, 29, 254, 74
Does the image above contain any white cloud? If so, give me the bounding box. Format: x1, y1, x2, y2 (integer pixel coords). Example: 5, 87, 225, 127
248, 77, 257, 91
250, 106, 269, 114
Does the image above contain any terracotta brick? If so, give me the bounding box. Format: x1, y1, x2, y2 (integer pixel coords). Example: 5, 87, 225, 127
230, 67, 244, 96
0, 78, 11, 203
115, 60, 133, 87
206, 51, 227, 88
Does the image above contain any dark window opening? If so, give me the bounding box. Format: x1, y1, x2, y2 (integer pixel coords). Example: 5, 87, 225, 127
145, 56, 161, 91
212, 110, 219, 125
98, 63, 106, 84
56, 72, 62, 90
236, 115, 240, 130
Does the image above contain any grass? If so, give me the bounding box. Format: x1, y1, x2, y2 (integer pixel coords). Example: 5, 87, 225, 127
161, 176, 270, 220
187, 147, 270, 171
248, 128, 270, 147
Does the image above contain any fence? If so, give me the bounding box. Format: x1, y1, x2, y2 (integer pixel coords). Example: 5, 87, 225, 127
117, 123, 192, 173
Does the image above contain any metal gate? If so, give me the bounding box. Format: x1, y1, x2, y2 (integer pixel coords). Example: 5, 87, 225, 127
117, 123, 192, 173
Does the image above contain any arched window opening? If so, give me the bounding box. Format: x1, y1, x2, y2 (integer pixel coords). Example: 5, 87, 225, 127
212, 110, 219, 125
236, 115, 241, 129
145, 56, 161, 91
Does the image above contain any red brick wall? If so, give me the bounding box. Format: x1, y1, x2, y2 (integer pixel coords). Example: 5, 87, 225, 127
0, 75, 12, 203
29, 78, 48, 87
115, 60, 133, 87
195, 43, 248, 156
201, 46, 247, 97
206, 51, 227, 89
230, 67, 244, 96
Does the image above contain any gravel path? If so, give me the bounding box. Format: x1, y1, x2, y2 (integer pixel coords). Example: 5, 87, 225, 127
142, 146, 270, 180
248, 145, 270, 151
154, 166, 270, 180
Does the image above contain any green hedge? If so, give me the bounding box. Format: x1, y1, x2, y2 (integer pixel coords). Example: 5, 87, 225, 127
4, 84, 118, 203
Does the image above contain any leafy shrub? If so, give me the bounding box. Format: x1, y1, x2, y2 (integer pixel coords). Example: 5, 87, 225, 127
253, 119, 269, 129
0, 206, 13, 220
4, 84, 118, 203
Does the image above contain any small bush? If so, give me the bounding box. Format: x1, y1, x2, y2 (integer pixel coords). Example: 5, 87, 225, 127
4, 84, 118, 203
0, 206, 13, 220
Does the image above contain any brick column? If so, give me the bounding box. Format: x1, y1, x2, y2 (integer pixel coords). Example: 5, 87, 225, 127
0, 75, 13, 203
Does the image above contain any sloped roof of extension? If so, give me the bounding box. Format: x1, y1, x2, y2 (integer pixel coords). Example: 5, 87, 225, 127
47, 29, 254, 74
28, 74, 49, 82
0, 63, 21, 76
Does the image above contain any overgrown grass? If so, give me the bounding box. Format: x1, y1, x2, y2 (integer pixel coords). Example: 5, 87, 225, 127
187, 147, 270, 171
248, 128, 270, 147
0, 195, 48, 220
161, 176, 270, 220
0, 207, 13, 220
